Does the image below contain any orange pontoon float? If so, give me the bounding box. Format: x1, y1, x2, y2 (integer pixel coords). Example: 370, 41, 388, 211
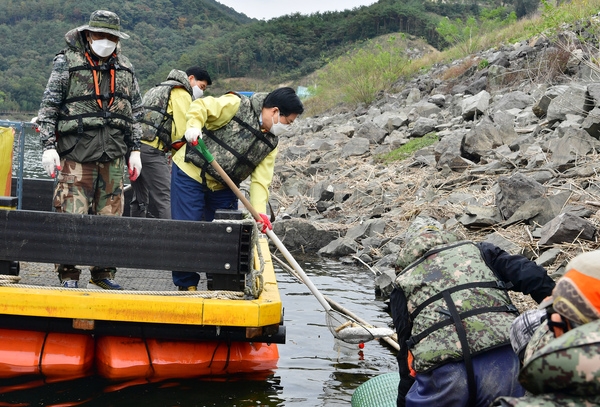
0, 123, 284, 384
0, 194, 284, 385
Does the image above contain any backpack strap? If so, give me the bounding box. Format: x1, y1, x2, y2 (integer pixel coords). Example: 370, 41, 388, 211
443, 290, 477, 406
409, 280, 514, 320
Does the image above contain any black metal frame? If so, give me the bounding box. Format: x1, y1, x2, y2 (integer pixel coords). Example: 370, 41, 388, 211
0, 209, 253, 276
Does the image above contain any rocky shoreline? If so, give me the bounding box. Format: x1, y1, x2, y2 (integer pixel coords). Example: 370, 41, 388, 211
267, 16, 600, 306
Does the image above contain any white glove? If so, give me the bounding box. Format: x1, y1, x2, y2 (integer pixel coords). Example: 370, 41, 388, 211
128, 150, 142, 182
42, 149, 61, 178
184, 127, 202, 145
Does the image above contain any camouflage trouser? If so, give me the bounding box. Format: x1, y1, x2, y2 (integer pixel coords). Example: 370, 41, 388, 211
53, 157, 125, 215
53, 157, 124, 281
493, 393, 600, 406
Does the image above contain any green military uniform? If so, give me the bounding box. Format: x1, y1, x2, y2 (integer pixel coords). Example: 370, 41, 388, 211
494, 319, 600, 406
139, 69, 193, 151
396, 239, 518, 373
391, 217, 554, 407
130, 69, 193, 219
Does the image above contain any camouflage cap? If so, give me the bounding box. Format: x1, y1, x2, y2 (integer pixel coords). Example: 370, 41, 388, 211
538, 249, 600, 326
395, 230, 458, 271
77, 10, 130, 39
403, 215, 443, 240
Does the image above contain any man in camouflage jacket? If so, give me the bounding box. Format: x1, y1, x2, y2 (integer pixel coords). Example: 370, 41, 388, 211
36, 10, 143, 290
494, 250, 600, 407
131, 67, 211, 219
390, 216, 555, 407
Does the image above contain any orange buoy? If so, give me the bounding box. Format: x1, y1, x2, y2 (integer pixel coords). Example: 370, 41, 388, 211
95, 336, 153, 380
42, 332, 95, 382
0, 329, 94, 381
0, 329, 45, 378
0, 330, 278, 382
96, 336, 279, 381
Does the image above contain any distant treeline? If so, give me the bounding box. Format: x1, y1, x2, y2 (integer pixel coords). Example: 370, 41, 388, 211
0, 0, 538, 113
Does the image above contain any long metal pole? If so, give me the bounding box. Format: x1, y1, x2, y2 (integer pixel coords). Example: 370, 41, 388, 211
207, 156, 332, 312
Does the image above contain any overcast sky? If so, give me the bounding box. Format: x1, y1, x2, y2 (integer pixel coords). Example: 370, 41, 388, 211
216, 0, 378, 20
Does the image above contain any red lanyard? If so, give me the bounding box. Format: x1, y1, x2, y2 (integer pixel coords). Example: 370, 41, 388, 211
84, 52, 115, 109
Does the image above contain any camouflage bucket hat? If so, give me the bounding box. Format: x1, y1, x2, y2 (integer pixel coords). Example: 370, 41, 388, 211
538, 249, 600, 326
77, 10, 130, 39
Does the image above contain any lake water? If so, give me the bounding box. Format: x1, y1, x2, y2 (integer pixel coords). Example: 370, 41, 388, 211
2, 126, 398, 406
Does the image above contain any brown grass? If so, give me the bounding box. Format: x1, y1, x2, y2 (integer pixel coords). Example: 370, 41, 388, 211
439, 57, 479, 81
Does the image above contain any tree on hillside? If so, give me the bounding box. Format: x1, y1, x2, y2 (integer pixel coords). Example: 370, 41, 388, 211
435, 7, 516, 52
0, 0, 510, 112
514, 0, 541, 17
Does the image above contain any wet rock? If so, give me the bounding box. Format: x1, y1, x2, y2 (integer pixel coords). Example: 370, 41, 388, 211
318, 237, 360, 256
273, 218, 339, 252
268, 15, 600, 287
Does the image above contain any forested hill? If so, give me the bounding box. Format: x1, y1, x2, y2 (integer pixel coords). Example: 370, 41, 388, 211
0, 0, 253, 112
0, 0, 537, 114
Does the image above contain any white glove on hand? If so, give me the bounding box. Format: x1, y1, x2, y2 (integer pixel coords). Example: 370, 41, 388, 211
42, 149, 61, 178
128, 151, 142, 182
184, 128, 202, 145
257, 213, 273, 234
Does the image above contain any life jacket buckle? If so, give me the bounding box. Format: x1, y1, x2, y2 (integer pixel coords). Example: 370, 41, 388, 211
496, 281, 513, 289
436, 306, 451, 318
506, 304, 518, 313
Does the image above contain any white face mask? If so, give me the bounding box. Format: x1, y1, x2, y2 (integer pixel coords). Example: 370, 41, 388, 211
90, 38, 117, 58
269, 111, 291, 136
192, 86, 204, 100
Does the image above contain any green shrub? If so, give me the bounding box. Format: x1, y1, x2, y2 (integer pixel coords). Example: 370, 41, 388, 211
525, 0, 600, 38
374, 133, 439, 164
306, 0, 600, 117
436, 8, 516, 54
313, 36, 411, 108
